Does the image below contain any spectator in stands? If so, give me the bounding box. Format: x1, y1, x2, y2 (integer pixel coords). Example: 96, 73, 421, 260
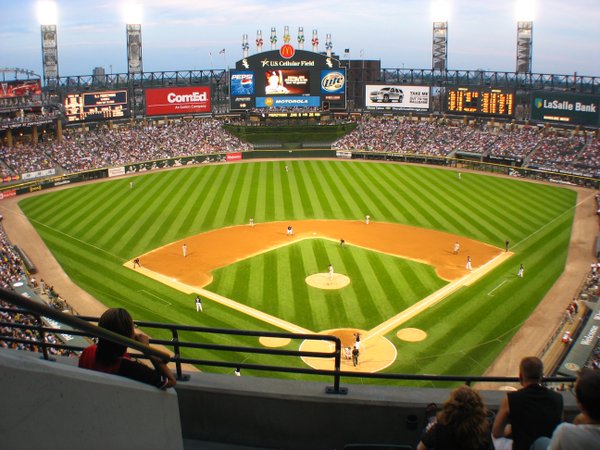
78, 307, 176, 389
417, 385, 494, 450
546, 368, 600, 449
492, 356, 563, 450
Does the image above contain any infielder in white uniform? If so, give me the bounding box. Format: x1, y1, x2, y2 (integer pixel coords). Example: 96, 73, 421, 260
466, 256, 472, 271
453, 242, 460, 254
182, 243, 188, 257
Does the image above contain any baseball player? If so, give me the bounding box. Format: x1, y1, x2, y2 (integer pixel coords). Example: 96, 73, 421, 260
287, 225, 293, 236
195, 295, 203, 312
466, 256, 472, 271
365, 214, 370, 225
328, 264, 334, 281
517, 264, 524, 278
453, 242, 460, 254
132, 257, 141, 269
182, 243, 188, 257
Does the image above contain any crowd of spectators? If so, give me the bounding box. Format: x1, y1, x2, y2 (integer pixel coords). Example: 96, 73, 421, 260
0, 225, 74, 356
0, 117, 252, 177
1, 114, 599, 180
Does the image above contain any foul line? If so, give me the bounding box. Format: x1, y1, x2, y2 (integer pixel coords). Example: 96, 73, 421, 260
363, 251, 513, 344
28, 218, 126, 261
139, 289, 172, 306
512, 191, 595, 251
488, 279, 510, 297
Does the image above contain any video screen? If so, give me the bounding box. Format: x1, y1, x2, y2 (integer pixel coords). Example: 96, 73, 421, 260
263, 70, 310, 96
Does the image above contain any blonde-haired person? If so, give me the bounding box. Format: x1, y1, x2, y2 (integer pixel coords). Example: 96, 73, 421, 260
418, 385, 494, 450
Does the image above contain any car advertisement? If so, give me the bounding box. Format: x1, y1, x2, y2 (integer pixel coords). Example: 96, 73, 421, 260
145, 86, 211, 116
365, 85, 430, 111
530, 91, 600, 126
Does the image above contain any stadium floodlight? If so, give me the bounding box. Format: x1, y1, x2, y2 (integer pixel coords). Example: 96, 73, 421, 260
37, 1, 59, 85
515, 0, 536, 21
430, 0, 451, 22
36, 1, 57, 25
431, 1, 450, 72
123, 2, 143, 25
124, 3, 143, 75
515, 0, 534, 73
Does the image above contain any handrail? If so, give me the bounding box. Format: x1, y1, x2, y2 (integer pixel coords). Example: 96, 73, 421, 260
0, 287, 170, 364
1, 287, 576, 392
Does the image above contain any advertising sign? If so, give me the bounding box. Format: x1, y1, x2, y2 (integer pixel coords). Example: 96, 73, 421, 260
255, 96, 321, 108
530, 92, 600, 126
365, 85, 430, 111
145, 86, 211, 116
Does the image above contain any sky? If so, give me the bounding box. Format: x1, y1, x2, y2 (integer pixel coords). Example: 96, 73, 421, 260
1, 0, 599, 78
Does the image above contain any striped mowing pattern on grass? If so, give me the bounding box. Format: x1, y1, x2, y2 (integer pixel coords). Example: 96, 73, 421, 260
18, 161, 576, 379
206, 238, 447, 331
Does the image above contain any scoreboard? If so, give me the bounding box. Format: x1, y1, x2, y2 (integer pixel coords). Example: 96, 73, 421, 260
64, 90, 129, 123
446, 87, 514, 117
230, 47, 346, 111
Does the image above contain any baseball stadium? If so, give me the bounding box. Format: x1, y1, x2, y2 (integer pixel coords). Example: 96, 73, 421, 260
1, 2, 600, 449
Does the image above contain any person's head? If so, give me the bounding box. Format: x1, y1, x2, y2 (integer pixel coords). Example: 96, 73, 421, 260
519, 356, 544, 385
438, 386, 489, 446
575, 368, 600, 421
96, 308, 134, 362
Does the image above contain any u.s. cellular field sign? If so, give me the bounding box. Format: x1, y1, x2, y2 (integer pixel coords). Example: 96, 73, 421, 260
530, 91, 600, 126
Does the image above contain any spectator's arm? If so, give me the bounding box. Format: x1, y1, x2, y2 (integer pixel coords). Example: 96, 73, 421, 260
492, 394, 510, 438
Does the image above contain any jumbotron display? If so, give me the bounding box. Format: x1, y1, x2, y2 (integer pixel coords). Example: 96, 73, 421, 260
230, 46, 346, 111
64, 90, 129, 123
446, 87, 514, 117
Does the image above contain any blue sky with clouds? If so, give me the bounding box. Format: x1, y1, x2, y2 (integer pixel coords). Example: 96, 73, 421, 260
1, 0, 599, 77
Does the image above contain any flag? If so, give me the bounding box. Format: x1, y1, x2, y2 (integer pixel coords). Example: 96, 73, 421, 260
219, 48, 225, 54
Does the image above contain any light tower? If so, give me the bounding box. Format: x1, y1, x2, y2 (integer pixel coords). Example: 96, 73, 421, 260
515, 0, 534, 74
37, 1, 59, 86
123, 3, 143, 74
431, 1, 450, 72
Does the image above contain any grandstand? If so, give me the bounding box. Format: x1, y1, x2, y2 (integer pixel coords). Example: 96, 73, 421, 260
1, 8, 600, 449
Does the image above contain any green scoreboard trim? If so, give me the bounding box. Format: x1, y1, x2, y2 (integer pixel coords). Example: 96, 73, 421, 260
530, 91, 600, 126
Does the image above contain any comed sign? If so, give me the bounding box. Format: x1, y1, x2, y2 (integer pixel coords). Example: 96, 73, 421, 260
530, 92, 600, 126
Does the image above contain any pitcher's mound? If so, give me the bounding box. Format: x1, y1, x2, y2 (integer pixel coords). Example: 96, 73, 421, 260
396, 328, 428, 342
305, 273, 350, 290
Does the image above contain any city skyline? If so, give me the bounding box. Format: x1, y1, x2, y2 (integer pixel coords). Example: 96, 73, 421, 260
1, 0, 599, 78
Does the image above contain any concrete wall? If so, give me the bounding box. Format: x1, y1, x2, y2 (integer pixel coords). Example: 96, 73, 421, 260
0, 348, 580, 450
0, 348, 183, 450
175, 372, 578, 450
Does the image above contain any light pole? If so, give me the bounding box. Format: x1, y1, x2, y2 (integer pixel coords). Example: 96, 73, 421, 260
36, 1, 59, 87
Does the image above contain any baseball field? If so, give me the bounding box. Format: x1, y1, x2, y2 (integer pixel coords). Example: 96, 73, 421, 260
17, 160, 577, 384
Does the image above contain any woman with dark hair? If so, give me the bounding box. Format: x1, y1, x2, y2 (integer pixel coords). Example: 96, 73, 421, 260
417, 385, 494, 450
78, 308, 176, 389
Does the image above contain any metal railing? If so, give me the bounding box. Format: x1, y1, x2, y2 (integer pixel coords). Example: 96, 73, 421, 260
0, 287, 576, 393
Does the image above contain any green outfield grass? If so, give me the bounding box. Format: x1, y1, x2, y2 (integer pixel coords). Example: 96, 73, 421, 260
18, 160, 577, 382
